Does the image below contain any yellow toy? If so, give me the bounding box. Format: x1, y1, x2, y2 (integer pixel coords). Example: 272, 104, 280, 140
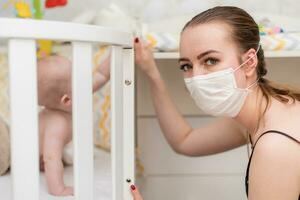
37, 40, 53, 59
3, 0, 53, 58
15, 1, 32, 18
3, 0, 32, 18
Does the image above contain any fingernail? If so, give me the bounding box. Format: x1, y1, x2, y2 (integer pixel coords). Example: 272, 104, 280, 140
130, 184, 136, 190
134, 37, 139, 43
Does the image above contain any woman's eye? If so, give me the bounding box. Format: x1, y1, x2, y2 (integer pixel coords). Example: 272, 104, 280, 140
204, 58, 219, 66
179, 64, 192, 72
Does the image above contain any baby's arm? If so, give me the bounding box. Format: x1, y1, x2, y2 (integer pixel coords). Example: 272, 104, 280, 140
93, 55, 110, 92
43, 117, 73, 196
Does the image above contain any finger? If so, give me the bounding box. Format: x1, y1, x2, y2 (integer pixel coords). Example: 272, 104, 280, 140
130, 185, 143, 200
133, 37, 144, 64
133, 37, 142, 52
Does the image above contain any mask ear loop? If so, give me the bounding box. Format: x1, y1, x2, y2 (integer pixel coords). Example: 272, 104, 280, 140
246, 78, 259, 90
234, 45, 261, 90
233, 44, 261, 73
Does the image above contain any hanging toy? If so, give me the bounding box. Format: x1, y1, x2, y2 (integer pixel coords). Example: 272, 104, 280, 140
40, 0, 68, 58
5, 0, 68, 58
30, 0, 54, 58
45, 0, 67, 8
2, 0, 32, 18
32, 0, 43, 19
14, 1, 32, 18
37, 40, 53, 58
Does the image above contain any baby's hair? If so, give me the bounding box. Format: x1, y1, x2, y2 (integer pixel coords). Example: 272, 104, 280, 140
37, 55, 72, 108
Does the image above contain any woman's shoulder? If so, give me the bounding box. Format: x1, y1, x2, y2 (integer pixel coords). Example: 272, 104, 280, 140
253, 131, 300, 163
248, 132, 300, 199
255, 131, 299, 154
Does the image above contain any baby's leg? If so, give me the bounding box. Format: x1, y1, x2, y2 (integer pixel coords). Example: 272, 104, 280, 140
43, 131, 73, 196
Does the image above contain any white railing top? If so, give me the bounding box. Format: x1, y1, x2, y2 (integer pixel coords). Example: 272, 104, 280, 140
0, 18, 132, 47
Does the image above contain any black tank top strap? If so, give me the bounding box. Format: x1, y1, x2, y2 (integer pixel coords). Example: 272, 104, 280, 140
252, 130, 300, 149
245, 130, 300, 199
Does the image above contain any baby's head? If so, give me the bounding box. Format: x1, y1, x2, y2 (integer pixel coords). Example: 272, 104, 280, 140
38, 55, 72, 112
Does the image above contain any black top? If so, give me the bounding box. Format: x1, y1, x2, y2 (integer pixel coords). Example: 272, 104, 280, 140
245, 130, 300, 200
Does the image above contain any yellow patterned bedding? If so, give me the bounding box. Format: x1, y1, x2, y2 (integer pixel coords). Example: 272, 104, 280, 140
146, 31, 300, 52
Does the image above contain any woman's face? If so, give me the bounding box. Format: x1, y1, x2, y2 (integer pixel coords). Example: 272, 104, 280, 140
179, 22, 253, 88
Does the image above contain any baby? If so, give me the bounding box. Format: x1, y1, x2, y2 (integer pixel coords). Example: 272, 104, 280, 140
37, 54, 110, 196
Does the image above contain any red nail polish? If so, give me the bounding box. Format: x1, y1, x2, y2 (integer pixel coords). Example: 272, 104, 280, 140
130, 185, 136, 190
134, 38, 139, 43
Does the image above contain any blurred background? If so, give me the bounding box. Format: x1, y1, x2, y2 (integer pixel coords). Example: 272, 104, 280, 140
1, 0, 300, 22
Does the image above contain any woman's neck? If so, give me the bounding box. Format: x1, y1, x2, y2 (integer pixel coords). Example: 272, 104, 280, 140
234, 86, 267, 137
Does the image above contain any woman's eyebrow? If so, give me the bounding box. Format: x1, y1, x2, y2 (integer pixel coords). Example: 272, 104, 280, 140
178, 58, 190, 63
196, 50, 220, 60
178, 50, 220, 63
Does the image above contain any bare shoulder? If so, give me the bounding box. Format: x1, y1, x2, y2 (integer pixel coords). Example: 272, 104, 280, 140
248, 133, 300, 200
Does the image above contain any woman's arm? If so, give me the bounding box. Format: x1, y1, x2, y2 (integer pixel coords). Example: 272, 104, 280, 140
134, 38, 247, 156
248, 133, 300, 200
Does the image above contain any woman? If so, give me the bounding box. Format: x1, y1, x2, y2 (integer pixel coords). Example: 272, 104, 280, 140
130, 6, 300, 200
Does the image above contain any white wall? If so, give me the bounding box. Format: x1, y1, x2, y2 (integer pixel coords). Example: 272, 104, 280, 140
1, 0, 300, 22
45, 0, 300, 21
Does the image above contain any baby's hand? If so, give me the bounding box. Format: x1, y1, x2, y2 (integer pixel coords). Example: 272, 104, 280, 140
93, 53, 110, 92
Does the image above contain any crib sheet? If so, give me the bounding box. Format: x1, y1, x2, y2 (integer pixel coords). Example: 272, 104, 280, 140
0, 148, 112, 200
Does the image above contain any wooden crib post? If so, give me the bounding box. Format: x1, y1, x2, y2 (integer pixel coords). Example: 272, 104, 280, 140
72, 42, 94, 200
111, 45, 124, 200
111, 46, 135, 200
122, 48, 135, 199
8, 39, 39, 200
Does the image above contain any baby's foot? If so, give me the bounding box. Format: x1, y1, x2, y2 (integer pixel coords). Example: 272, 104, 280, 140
49, 186, 74, 196
60, 186, 74, 196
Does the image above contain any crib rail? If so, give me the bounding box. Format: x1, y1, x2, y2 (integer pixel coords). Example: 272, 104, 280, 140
0, 18, 134, 200
0, 18, 132, 46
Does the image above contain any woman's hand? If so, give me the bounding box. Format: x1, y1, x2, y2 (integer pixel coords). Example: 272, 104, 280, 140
130, 184, 143, 200
134, 37, 158, 78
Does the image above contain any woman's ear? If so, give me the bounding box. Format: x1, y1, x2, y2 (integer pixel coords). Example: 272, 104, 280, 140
61, 94, 72, 107
242, 48, 258, 77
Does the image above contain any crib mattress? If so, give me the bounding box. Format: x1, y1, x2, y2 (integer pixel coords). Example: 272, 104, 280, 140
0, 149, 112, 200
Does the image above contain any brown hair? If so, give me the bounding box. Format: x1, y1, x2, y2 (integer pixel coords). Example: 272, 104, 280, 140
182, 6, 300, 134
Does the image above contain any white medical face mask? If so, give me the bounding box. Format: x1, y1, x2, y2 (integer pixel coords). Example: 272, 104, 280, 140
184, 46, 260, 117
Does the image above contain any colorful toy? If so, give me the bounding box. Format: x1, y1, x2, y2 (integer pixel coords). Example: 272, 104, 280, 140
3, 0, 33, 19
15, 1, 32, 18
37, 40, 53, 58
32, 0, 43, 19
258, 18, 284, 36
45, 0, 67, 8
4, 0, 68, 58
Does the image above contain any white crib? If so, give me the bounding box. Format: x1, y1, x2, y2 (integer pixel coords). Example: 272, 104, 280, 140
0, 18, 135, 200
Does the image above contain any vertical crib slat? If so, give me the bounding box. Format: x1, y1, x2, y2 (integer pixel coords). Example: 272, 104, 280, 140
111, 46, 124, 200
122, 48, 135, 200
8, 39, 39, 200
72, 42, 94, 200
